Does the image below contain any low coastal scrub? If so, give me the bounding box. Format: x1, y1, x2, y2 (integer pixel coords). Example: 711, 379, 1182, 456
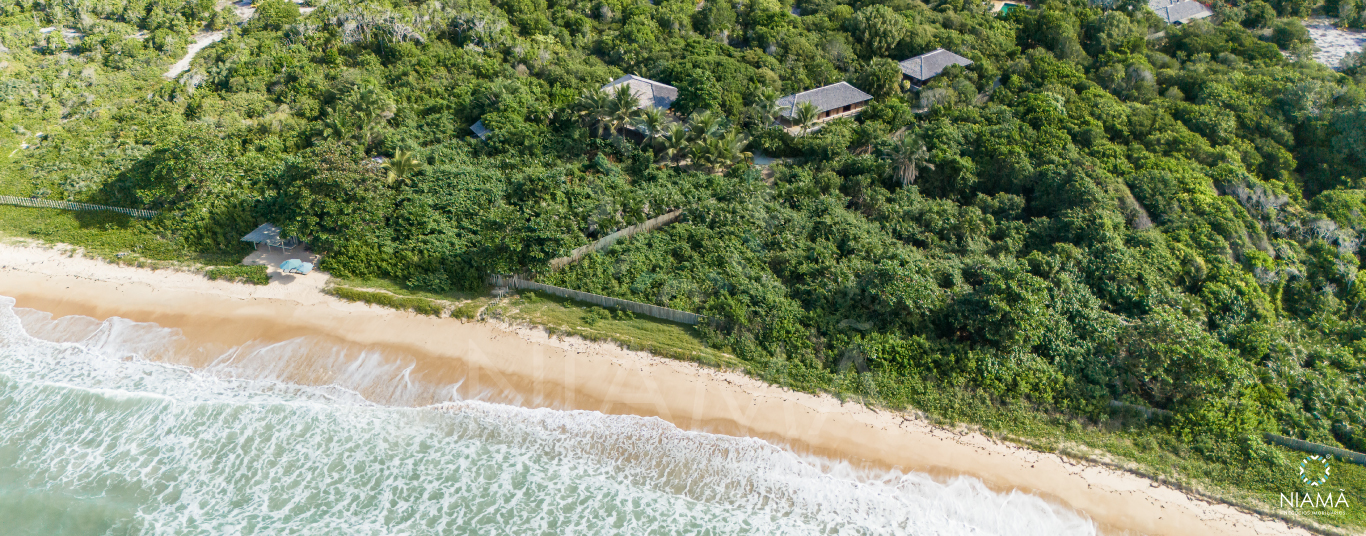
502, 291, 741, 370
328, 286, 444, 317
0, 207, 182, 261
205, 265, 269, 285
331, 276, 478, 302
327, 285, 486, 319
449, 301, 481, 320
328, 277, 486, 319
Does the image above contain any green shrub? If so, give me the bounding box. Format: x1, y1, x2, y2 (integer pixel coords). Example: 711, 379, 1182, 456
583, 306, 609, 325
750, 126, 798, 158
205, 265, 270, 285
329, 287, 443, 316
450, 301, 482, 319
1271, 18, 1310, 50
248, 0, 300, 31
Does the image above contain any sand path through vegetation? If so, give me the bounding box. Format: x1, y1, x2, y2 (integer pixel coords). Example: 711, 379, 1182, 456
163, 30, 225, 79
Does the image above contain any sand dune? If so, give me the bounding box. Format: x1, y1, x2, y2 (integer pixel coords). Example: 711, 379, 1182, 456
0, 242, 1317, 536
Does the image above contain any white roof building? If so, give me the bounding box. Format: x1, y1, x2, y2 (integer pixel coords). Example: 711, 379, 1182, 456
601, 75, 678, 110
1148, 0, 1213, 24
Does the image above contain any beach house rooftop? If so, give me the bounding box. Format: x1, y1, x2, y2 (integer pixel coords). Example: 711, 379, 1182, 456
1147, 0, 1213, 24
899, 49, 974, 86
776, 82, 874, 125
601, 75, 678, 110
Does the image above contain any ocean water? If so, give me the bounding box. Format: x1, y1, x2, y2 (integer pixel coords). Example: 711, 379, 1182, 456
0, 296, 1097, 535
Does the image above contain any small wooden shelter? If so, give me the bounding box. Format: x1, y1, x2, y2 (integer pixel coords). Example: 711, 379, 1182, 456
241, 223, 299, 253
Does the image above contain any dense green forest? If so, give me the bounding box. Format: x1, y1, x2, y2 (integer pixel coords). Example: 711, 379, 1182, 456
6, 0, 1366, 524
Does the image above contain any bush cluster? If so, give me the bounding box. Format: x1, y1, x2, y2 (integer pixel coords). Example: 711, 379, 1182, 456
204, 265, 270, 285
328, 286, 444, 316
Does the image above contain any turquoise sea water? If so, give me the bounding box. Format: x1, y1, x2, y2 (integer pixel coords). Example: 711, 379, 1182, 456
0, 296, 1096, 535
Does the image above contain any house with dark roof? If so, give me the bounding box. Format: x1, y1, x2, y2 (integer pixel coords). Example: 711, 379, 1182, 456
601, 74, 678, 110
470, 119, 491, 140
899, 49, 974, 87
1147, 0, 1213, 24
775, 82, 874, 129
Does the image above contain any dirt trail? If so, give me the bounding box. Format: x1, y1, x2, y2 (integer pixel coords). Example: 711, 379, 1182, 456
164, 0, 267, 79
163, 30, 225, 79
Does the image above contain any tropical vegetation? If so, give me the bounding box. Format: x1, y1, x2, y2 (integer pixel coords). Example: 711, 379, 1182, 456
4, 0, 1366, 527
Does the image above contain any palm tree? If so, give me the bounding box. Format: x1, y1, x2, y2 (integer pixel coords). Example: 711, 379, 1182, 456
319, 110, 352, 141
752, 88, 782, 126
722, 131, 752, 164
880, 134, 934, 187
712, 132, 752, 172
690, 137, 717, 172
634, 107, 667, 143
383, 149, 423, 186
658, 124, 691, 164
574, 88, 613, 137
794, 101, 820, 135
351, 87, 396, 146
687, 109, 725, 140
690, 132, 751, 173
606, 84, 641, 135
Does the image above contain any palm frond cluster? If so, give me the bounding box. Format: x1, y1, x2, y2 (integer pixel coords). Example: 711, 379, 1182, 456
319, 86, 397, 148
750, 88, 820, 136
573, 86, 751, 174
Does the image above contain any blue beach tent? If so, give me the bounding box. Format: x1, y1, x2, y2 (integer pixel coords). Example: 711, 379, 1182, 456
279, 259, 314, 275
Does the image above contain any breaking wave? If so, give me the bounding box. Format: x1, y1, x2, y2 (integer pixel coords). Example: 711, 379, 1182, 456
0, 296, 1096, 535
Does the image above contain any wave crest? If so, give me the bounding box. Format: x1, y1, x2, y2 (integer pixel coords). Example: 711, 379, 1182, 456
0, 296, 1096, 535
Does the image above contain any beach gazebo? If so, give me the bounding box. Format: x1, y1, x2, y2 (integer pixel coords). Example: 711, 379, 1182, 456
241, 223, 299, 253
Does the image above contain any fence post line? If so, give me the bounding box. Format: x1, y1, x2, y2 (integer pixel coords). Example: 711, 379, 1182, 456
500, 275, 698, 325
1265, 433, 1366, 466
0, 195, 158, 219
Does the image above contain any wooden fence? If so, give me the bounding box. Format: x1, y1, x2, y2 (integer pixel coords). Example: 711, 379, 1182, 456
1108, 400, 1173, 420
0, 195, 159, 219
1110, 401, 1366, 466
549, 210, 684, 270
490, 275, 702, 325
1265, 433, 1366, 466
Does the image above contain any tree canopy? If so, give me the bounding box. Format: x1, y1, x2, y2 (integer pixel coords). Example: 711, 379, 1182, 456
6, 0, 1366, 518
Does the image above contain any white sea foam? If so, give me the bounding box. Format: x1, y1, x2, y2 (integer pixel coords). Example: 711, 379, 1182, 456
0, 296, 1097, 535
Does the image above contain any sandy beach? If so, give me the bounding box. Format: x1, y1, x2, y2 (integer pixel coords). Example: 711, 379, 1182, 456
0, 242, 1318, 536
